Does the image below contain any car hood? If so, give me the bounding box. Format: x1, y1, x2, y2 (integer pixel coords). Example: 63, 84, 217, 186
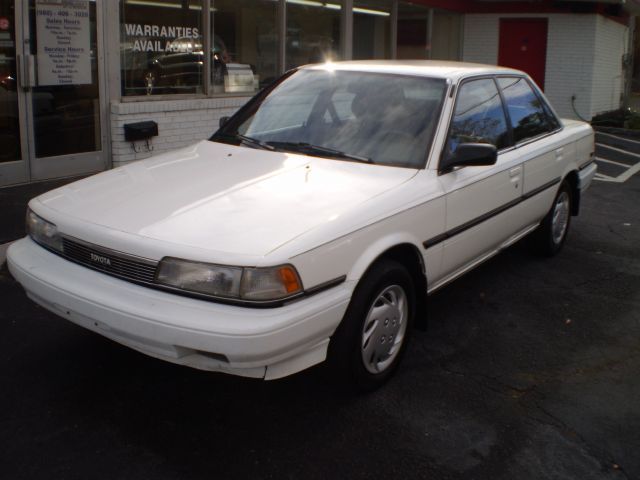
36, 141, 417, 257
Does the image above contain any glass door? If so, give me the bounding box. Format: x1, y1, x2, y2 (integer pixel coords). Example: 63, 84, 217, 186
0, 0, 28, 186
0, 0, 107, 187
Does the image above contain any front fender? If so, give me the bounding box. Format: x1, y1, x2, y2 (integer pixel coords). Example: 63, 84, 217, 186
346, 233, 425, 282
290, 195, 445, 292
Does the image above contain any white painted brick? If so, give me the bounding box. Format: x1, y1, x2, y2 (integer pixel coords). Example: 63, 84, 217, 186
545, 15, 597, 120
463, 13, 628, 120
591, 15, 627, 116
109, 95, 248, 164
463, 15, 499, 65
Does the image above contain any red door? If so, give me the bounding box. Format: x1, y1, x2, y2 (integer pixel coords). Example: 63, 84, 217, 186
498, 18, 548, 90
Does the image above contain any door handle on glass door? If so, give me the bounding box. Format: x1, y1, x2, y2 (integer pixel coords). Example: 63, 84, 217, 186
16, 54, 36, 90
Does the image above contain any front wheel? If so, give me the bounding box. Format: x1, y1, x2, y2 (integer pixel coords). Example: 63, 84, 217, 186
327, 259, 415, 391
530, 181, 572, 256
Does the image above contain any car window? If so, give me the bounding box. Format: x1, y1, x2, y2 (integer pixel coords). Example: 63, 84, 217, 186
239, 88, 320, 135
445, 78, 510, 157
328, 91, 356, 122
497, 77, 556, 143
218, 69, 448, 168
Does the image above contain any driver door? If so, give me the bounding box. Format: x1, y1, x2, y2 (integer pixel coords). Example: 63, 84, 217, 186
438, 77, 524, 278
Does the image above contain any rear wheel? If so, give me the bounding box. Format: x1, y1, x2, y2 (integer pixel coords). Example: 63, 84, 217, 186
327, 259, 415, 391
530, 181, 572, 256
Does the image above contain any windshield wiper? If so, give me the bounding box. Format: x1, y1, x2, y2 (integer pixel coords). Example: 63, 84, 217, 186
266, 141, 372, 163
236, 134, 275, 151
212, 132, 275, 151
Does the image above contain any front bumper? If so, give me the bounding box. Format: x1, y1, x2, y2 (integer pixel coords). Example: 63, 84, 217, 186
7, 237, 352, 380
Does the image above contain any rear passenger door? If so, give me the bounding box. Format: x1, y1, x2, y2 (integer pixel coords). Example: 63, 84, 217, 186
496, 76, 565, 224
438, 77, 525, 278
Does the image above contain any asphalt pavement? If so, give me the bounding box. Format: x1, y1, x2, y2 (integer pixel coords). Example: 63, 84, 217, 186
0, 138, 639, 480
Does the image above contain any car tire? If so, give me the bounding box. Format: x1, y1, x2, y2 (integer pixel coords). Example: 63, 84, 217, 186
530, 180, 572, 256
327, 259, 415, 392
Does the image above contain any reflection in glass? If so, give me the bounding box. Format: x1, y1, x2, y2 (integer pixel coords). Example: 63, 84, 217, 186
120, 0, 203, 96
0, 0, 21, 162
447, 79, 510, 154
353, 0, 391, 60
497, 77, 553, 143
29, 0, 101, 158
213, 69, 447, 168
285, 0, 341, 70
211, 0, 278, 94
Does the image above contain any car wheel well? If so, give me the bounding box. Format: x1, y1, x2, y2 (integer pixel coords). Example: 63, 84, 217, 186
564, 170, 580, 216
367, 244, 428, 331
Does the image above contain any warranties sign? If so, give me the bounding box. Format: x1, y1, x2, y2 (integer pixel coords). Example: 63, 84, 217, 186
124, 23, 200, 53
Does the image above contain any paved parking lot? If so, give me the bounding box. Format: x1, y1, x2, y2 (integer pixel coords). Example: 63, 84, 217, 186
1, 135, 639, 480
594, 131, 640, 184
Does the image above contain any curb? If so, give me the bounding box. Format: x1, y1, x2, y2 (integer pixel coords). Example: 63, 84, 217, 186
593, 126, 640, 138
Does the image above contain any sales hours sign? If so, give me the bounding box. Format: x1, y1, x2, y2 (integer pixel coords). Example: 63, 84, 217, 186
36, 0, 91, 86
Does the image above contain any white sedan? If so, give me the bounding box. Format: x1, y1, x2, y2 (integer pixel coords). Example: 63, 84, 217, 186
8, 61, 596, 390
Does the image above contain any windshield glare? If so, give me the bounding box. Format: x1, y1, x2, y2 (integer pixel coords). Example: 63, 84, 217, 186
215, 69, 447, 168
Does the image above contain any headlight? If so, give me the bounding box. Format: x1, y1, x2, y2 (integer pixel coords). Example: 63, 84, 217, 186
26, 208, 63, 252
156, 257, 303, 302
240, 266, 302, 301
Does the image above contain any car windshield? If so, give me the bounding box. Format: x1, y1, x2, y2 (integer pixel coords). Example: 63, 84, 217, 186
211, 68, 448, 168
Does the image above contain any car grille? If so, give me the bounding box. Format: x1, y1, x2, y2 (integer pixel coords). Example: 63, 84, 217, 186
61, 237, 158, 284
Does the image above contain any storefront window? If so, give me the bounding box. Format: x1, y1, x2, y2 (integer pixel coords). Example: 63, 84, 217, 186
211, 0, 278, 95
397, 2, 430, 60
118, 1, 463, 99
353, 0, 391, 60
120, 0, 204, 96
0, 0, 20, 162
285, 0, 341, 70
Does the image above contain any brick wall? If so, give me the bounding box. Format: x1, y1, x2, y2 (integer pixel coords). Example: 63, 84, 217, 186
109, 96, 250, 168
545, 14, 596, 121
462, 14, 499, 66
591, 15, 628, 116
463, 13, 628, 120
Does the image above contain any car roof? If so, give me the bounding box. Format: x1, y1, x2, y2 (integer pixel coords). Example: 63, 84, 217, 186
302, 60, 523, 81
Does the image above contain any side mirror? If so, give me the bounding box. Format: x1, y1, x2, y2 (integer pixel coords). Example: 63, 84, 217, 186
219, 116, 230, 128
439, 143, 498, 174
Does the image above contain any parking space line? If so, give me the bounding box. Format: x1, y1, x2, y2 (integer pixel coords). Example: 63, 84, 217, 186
614, 161, 640, 182
595, 142, 640, 158
595, 156, 632, 168
596, 131, 640, 145
594, 161, 640, 183
593, 136, 640, 183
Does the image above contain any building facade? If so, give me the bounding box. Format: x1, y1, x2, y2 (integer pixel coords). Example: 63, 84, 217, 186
0, 0, 635, 187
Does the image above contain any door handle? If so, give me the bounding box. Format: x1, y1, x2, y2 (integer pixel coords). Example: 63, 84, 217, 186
509, 166, 521, 178
555, 148, 564, 159
17, 54, 36, 90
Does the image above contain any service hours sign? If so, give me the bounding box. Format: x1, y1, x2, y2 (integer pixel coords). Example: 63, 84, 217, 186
36, 0, 91, 86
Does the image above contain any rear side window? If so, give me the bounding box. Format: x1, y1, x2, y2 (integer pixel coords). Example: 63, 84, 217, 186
497, 77, 556, 143
446, 78, 510, 156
